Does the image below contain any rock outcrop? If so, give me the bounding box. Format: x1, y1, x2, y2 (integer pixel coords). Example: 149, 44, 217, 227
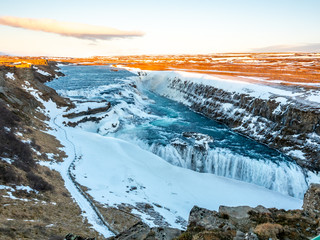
176, 184, 320, 240
303, 183, 320, 218
106, 221, 181, 240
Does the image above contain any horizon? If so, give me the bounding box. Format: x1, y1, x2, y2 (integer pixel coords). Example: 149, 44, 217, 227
2, 52, 320, 59
1, 0, 320, 57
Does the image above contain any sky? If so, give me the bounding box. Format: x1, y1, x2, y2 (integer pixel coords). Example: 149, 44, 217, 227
0, 0, 320, 57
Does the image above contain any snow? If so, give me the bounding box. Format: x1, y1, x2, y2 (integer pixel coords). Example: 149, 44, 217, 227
5, 72, 15, 80
272, 97, 287, 114
67, 128, 302, 229
3, 127, 10, 132
220, 103, 233, 111
16, 185, 39, 194
1, 158, 13, 164
36, 69, 51, 76
307, 92, 320, 103
0, 185, 14, 191
274, 97, 288, 104
15, 132, 23, 137
0, 185, 38, 195
46, 153, 55, 160
0, 186, 30, 202
288, 150, 306, 160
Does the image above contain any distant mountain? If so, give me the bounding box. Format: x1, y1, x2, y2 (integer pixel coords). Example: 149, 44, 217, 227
0, 51, 10, 56
252, 43, 320, 52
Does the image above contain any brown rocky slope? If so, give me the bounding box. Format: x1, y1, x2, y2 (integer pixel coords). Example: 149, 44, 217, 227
0, 61, 103, 239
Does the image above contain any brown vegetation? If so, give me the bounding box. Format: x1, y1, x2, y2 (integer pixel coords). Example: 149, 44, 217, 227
46, 53, 320, 88
0, 56, 48, 68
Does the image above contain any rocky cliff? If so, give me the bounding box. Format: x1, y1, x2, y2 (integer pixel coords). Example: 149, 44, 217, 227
139, 71, 320, 173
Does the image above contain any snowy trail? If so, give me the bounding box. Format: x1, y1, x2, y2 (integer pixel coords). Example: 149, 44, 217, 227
52, 114, 116, 237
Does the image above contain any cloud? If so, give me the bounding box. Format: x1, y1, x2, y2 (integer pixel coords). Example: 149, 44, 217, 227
251, 43, 320, 53
0, 16, 144, 40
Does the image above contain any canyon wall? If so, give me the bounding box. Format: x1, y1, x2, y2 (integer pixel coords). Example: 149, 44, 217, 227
139, 71, 320, 173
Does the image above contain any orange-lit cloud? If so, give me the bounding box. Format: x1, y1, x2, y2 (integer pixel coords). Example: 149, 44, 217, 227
0, 16, 144, 40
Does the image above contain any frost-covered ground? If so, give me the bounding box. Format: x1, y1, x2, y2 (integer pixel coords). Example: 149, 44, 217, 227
37, 65, 316, 235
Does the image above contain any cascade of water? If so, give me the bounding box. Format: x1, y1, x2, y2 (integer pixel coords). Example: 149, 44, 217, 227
139, 141, 308, 198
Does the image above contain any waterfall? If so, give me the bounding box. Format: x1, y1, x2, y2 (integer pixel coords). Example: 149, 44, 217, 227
143, 141, 307, 198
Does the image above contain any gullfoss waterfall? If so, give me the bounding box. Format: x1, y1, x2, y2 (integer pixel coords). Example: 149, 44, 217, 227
45, 65, 317, 231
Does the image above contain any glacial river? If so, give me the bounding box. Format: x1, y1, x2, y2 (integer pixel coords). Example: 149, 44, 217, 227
47, 65, 311, 199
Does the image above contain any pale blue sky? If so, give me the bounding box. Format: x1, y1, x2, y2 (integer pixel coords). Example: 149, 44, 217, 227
1, 0, 319, 56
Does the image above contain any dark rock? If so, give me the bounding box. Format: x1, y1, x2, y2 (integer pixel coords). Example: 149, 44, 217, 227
63, 103, 111, 119
219, 205, 270, 219
65, 233, 95, 240
109, 221, 150, 240
182, 132, 213, 151
148, 227, 181, 240
188, 205, 234, 231
108, 221, 181, 240
303, 183, 320, 218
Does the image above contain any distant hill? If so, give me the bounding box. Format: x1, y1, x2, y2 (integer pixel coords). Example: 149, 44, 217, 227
0, 51, 10, 56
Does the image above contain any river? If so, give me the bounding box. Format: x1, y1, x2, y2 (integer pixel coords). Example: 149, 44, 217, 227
47, 65, 310, 199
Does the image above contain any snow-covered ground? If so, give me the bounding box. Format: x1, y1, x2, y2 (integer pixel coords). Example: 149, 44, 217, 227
66, 126, 302, 229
